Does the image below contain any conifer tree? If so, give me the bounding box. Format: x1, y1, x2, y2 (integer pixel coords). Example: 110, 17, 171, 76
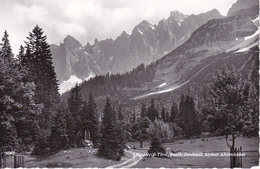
140, 103, 147, 118
161, 107, 166, 122
170, 101, 178, 122
32, 127, 48, 156
148, 99, 158, 122
0, 31, 43, 151
85, 93, 100, 148
118, 105, 124, 121
181, 95, 200, 137
49, 105, 69, 153
98, 98, 124, 160
0, 30, 13, 61
65, 109, 77, 147
24, 25, 60, 129
0, 113, 18, 148
15, 45, 43, 148
0, 30, 17, 148
165, 111, 170, 123
179, 95, 185, 120
67, 83, 83, 147
132, 112, 136, 123
81, 101, 88, 133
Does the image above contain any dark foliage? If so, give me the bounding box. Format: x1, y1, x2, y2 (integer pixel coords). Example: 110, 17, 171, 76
62, 62, 157, 100
67, 84, 83, 147
179, 95, 201, 137
84, 93, 100, 148
148, 137, 166, 155
24, 25, 60, 129
170, 101, 179, 122
147, 99, 159, 122
98, 98, 125, 161
49, 105, 69, 153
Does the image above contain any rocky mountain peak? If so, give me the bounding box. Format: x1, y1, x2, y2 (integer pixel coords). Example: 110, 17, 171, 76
227, 0, 259, 17
94, 39, 99, 44
140, 20, 151, 26
51, 8, 229, 91
168, 10, 187, 23
132, 20, 154, 36
192, 9, 222, 19
121, 31, 129, 37
64, 35, 82, 48
207, 9, 222, 17
134, 20, 153, 30
116, 31, 130, 42
180, 15, 258, 49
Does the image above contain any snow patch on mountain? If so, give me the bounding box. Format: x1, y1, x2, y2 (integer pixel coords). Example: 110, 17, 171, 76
138, 30, 144, 35
158, 83, 167, 88
133, 63, 212, 100
227, 27, 259, 53
236, 40, 258, 52
65, 74, 82, 83
59, 74, 82, 94
133, 84, 184, 100
149, 25, 155, 30
177, 19, 184, 26
253, 16, 260, 23
84, 71, 95, 81
244, 28, 259, 40
59, 73, 95, 94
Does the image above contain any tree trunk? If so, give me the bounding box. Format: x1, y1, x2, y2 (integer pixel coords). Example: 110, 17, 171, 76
140, 140, 143, 148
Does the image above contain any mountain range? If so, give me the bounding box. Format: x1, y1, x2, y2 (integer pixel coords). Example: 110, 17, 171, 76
59, 0, 259, 112
50, 9, 224, 93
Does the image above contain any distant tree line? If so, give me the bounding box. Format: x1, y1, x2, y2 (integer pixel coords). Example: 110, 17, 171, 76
62, 62, 157, 100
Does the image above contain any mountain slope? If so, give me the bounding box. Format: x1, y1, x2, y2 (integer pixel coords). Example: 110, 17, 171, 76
51, 9, 223, 89
227, 0, 259, 17
129, 12, 258, 99
61, 1, 259, 111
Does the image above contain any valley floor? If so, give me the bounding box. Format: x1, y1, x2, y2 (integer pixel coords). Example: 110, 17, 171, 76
132, 136, 259, 168
5, 148, 133, 168
4, 136, 259, 168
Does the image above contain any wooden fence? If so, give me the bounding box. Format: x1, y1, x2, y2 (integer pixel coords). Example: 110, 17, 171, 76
0, 147, 25, 168
0, 148, 7, 168
230, 146, 242, 168
14, 155, 25, 168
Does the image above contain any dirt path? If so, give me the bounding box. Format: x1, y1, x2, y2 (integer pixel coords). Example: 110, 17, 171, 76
106, 150, 143, 168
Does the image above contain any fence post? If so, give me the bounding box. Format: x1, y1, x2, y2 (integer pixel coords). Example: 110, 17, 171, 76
14, 154, 25, 168
230, 146, 243, 168
240, 146, 242, 167
0, 152, 2, 168
14, 154, 17, 168
22, 155, 25, 167
18, 155, 21, 167
3, 151, 6, 168
230, 147, 233, 168
234, 147, 238, 167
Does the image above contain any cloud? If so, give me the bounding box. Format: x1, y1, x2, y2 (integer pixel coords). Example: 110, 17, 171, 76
0, 0, 237, 54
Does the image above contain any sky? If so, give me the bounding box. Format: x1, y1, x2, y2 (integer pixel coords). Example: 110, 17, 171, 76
0, 0, 237, 54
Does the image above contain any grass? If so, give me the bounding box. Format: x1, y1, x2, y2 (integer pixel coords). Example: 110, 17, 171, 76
5, 147, 132, 168
133, 136, 259, 168
4, 136, 258, 168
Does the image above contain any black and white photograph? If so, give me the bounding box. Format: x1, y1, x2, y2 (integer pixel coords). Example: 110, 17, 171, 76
0, 0, 259, 168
